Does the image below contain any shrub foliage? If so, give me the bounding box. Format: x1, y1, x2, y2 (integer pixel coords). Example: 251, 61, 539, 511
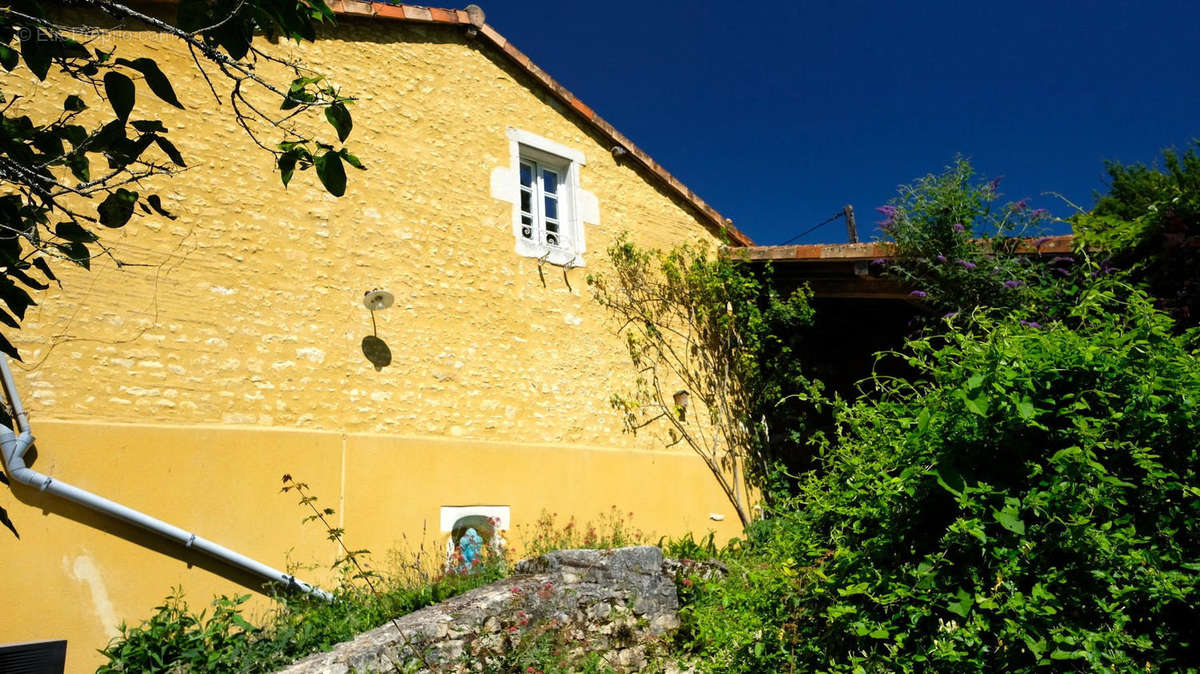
1075, 141, 1200, 330
681, 287, 1200, 672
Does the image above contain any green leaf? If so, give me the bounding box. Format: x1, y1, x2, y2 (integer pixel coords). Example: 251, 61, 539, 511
9, 267, 47, 292
0, 331, 20, 361
55, 221, 98, 243
946, 588, 973, 618
0, 279, 36, 320
131, 120, 167, 133
19, 29, 51, 80
66, 153, 90, 182
62, 125, 88, 147
1016, 397, 1035, 420
63, 95, 87, 112
31, 257, 58, 284
278, 150, 299, 187
281, 77, 318, 110
325, 101, 352, 142
934, 464, 965, 497
116, 57, 184, 109
54, 242, 90, 269
993, 499, 1026, 535
0, 308, 19, 329
964, 393, 989, 416
314, 151, 346, 197
0, 43, 18, 72
916, 408, 930, 433
98, 189, 138, 227
154, 136, 186, 166
103, 71, 136, 122
339, 148, 365, 169
1023, 636, 1047, 659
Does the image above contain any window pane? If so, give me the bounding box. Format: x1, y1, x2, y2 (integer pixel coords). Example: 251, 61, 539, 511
546, 220, 559, 233
542, 169, 558, 195
521, 214, 532, 226
520, 190, 532, 215
544, 195, 558, 220
520, 162, 533, 187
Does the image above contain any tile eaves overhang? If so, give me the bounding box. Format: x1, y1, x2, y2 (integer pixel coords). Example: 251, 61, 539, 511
327, 2, 754, 247
731, 234, 1076, 299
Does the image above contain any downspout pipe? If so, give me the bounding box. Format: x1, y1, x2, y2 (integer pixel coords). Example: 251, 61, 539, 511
0, 358, 331, 601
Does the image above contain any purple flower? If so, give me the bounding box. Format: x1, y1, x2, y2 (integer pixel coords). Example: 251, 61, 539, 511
871, 258, 887, 266
1050, 256, 1075, 264
1033, 236, 1053, 248
952, 223, 966, 232
1030, 208, 1050, 219
1003, 280, 1023, 289
1054, 267, 1071, 276
987, 176, 1004, 192
1011, 199, 1029, 212
1020, 320, 1043, 329
875, 205, 898, 226
935, 254, 947, 263
942, 311, 958, 319
910, 290, 928, 298
956, 260, 976, 270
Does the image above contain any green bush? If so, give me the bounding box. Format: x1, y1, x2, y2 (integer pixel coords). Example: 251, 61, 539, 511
877, 158, 1092, 325
680, 286, 1200, 672
1074, 140, 1200, 331
99, 555, 506, 672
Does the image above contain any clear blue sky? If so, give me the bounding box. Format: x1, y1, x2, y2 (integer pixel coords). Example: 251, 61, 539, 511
485, 1, 1199, 245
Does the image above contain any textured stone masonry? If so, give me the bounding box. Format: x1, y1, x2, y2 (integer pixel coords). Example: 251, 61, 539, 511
278, 546, 704, 673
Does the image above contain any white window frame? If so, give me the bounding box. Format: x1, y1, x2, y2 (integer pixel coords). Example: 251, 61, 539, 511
506, 128, 587, 267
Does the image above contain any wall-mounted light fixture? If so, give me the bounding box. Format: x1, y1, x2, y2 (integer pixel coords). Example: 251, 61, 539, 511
361, 289, 394, 371
362, 288, 394, 312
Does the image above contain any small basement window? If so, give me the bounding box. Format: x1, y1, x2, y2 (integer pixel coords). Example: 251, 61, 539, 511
504, 128, 588, 266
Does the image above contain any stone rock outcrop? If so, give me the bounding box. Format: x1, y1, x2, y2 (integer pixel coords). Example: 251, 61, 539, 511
279, 546, 684, 673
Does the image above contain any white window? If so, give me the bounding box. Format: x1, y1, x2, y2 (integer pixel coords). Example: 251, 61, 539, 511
500, 128, 591, 267
518, 153, 568, 250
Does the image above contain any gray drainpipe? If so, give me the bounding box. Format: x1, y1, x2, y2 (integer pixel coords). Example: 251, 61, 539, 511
0, 357, 331, 601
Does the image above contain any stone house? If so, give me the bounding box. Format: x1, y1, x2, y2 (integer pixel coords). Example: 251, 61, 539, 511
0, 3, 755, 670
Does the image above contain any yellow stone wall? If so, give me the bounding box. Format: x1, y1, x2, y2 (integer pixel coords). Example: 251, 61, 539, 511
0, 15, 740, 672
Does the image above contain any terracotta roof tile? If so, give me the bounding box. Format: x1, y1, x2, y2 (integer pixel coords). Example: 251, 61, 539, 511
401, 6, 433, 20
428, 7, 459, 22
479, 23, 506, 48
332, 3, 753, 246
740, 234, 1076, 262
340, 0, 375, 17
570, 97, 595, 120
372, 3, 406, 19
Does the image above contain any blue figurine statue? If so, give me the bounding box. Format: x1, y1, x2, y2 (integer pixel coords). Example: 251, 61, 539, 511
458, 527, 484, 571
